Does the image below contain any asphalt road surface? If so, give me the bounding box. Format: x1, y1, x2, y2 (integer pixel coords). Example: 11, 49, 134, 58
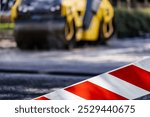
0, 38, 150, 100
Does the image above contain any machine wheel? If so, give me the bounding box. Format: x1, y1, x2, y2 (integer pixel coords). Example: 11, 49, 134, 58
44, 30, 68, 50
65, 20, 76, 49
15, 28, 68, 50
15, 31, 35, 50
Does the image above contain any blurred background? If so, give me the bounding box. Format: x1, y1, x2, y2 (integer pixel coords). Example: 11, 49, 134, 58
0, 0, 150, 100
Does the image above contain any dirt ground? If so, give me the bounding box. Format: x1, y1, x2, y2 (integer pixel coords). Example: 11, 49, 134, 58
0, 30, 16, 48
0, 39, 16, 48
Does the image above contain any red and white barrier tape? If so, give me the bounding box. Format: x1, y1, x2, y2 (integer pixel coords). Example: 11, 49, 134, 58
34, 57, 150, 100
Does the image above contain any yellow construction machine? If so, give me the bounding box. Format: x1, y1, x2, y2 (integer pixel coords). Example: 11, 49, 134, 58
11, 0, 114, 49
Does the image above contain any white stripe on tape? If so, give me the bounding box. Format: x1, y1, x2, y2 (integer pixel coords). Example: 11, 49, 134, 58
88, 74, 150, 99
44, 89, 85, 100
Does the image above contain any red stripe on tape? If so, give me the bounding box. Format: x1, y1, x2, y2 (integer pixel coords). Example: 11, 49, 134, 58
109, 65, 150, 92
34, 96, 49, 100
65, 81, 127, 100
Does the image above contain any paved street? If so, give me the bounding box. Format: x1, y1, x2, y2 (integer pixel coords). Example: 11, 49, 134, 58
0, 38, 150, 99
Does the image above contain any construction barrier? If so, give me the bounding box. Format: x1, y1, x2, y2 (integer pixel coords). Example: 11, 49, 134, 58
34, 57, 150, 100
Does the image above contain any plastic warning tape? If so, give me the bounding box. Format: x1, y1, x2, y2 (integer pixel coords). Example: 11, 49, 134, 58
34, 57, 150, 100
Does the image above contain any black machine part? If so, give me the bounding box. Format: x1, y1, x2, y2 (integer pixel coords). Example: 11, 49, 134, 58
83, 0, 101, 30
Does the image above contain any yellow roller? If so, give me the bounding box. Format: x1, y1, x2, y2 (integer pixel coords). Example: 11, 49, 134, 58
11, 0, 115, 49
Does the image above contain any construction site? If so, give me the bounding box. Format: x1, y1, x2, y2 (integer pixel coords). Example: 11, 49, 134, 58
0, 0, 150, 100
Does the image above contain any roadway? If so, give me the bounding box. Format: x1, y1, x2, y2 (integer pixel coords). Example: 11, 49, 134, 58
0, 38, 150, 99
